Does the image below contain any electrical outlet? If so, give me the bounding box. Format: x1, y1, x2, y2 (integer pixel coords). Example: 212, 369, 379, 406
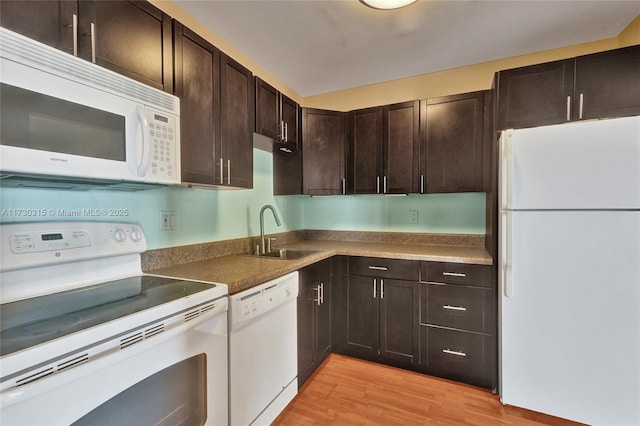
160, 210, 177, 231
409, 210, 418, 224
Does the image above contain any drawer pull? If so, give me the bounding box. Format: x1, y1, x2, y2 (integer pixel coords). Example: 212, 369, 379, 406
443, 305, 467, 311
443, 349, 466, 357
368, 266, 388, 271
442, 272, 466, 277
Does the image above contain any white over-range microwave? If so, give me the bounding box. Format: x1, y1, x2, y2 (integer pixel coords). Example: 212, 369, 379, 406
0, 27, 181, 189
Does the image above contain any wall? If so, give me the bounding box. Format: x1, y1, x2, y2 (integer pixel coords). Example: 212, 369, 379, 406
0, 149, 302, 249
0, 147, 485, 250
152, 1, 639, 110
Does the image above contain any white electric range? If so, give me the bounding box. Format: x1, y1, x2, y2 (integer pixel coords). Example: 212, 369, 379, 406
0, 221, 228, 425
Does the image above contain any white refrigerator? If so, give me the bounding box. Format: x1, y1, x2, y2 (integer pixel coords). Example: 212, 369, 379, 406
499, 116, 640, 425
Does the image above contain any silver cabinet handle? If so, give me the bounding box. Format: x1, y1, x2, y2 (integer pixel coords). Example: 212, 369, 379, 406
368, 266, 388, 271
90, 22, 96, 63
280, 120, 284, 141
280, 147, 292, 153
443, 305, 467, 311
566, 95, 571, 121
380, 279, 384, 299
420, 174, 424, 194
72, 14, 78, 56
443, 349, 466, 357
313, 285, 320, 305
285, 122, 288, 142
579, 93, 584, 119
227, 159, 231, 184
219, 158, 224, 184
376, 176, 380, 194
383, 175, 387, 193
373, 278, 377, 298
443, 272, 466, 277
342, 178, 346, 195
320, 282, 324, 304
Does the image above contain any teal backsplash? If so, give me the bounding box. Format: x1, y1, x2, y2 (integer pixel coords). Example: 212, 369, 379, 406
1, 149, 485, 249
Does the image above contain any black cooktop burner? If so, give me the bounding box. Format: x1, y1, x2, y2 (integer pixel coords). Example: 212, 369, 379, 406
0, 275, 216, 356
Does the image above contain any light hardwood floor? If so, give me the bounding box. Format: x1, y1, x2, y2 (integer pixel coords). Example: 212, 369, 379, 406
272, 354, 581, 425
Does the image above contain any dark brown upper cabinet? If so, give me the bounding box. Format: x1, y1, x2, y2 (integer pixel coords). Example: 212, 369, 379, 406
348, 106, 383, 194
302, 108, 347, 196
420, 91, 487, 194
384, 101, 420, 194
496, 44, 640, 130
1, 0, 173, 92
255, 77, 300, 147
174, 21, 254, 189
574, 45, 640, 121
348, 101, 419, 194
273, 147, 302, 195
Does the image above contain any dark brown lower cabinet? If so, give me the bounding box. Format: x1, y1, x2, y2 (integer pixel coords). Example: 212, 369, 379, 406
420, 326, 494, 389
332, 257, 419, 370
297, 259, 332, 387
418, 261, 497, 391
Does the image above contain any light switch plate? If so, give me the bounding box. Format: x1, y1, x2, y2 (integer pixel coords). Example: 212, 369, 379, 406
409, 210, 418, 224
160, 210, 177, 231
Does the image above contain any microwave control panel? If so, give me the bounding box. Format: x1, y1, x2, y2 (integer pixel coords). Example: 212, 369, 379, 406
148, 110, 178, 182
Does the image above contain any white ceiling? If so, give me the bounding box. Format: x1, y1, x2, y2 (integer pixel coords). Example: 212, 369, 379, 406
173, 1, 640, 97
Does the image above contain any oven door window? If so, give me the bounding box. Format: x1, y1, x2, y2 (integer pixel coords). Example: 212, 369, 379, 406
0, 83, 126, 161
72, 354, 207, 426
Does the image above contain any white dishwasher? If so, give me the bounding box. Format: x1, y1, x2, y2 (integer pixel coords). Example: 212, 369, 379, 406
229, 271, 299, 426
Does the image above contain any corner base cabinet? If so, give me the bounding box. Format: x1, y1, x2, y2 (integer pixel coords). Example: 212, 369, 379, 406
333, 257, 419, 370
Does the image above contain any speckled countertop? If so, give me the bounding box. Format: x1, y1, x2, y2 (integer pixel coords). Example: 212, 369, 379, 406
146, 239, 492, 295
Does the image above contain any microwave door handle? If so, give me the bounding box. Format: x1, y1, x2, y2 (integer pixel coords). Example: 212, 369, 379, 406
136, 106, 150, 177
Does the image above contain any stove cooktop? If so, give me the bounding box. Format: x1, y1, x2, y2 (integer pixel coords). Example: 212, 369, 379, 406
0, 275, 220, 356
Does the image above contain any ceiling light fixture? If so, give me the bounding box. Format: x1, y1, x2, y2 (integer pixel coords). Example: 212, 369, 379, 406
360, 0, 418, 10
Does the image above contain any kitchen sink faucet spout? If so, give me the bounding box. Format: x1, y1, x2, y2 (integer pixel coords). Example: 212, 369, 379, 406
260, 204, 281, 254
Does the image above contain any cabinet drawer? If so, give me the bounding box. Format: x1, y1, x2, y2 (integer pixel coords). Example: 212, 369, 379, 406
349, 257, 417, 280
420, 284, 492, 333
421, 326, 494, 389
421, 262, 492, 287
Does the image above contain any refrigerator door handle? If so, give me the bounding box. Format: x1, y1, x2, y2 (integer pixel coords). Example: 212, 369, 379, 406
501, 210, 513, 297
499, 131, 512, 210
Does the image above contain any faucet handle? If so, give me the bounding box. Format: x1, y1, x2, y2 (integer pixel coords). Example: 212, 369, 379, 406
266, 237, 277, 253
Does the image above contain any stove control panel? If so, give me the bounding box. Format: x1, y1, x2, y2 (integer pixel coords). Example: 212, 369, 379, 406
1, 222, 147, 273
10, 229, 91, 254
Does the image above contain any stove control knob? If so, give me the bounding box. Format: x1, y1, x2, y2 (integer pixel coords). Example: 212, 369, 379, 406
112, 228, 127, 243
130, 228, 143, 243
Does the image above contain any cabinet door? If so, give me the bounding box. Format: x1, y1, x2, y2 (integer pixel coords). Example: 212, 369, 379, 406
496, 59, 574, 130
297, 269, 317, 387
349, 107, 383, 194
574, 45, 640, 120
219, 53, 254, 189
281, 94, 300, 148
273, 147, 302, 195
343, 275, 378, 359
0, 0, 77, 53
302, 108, 346, 195
315, 262, 332, 365
174, 22, 219, 186
422, 91, 485, 193
79, 0, 173, 92
255, 77, 279, 140
384, 101, 419, 194
379, 279, 418, 366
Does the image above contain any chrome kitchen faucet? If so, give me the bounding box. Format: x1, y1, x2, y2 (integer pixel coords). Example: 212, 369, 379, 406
259, 204, 281, 255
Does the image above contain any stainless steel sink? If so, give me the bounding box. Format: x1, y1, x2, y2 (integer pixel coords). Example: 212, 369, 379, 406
247, 249, 319, 260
